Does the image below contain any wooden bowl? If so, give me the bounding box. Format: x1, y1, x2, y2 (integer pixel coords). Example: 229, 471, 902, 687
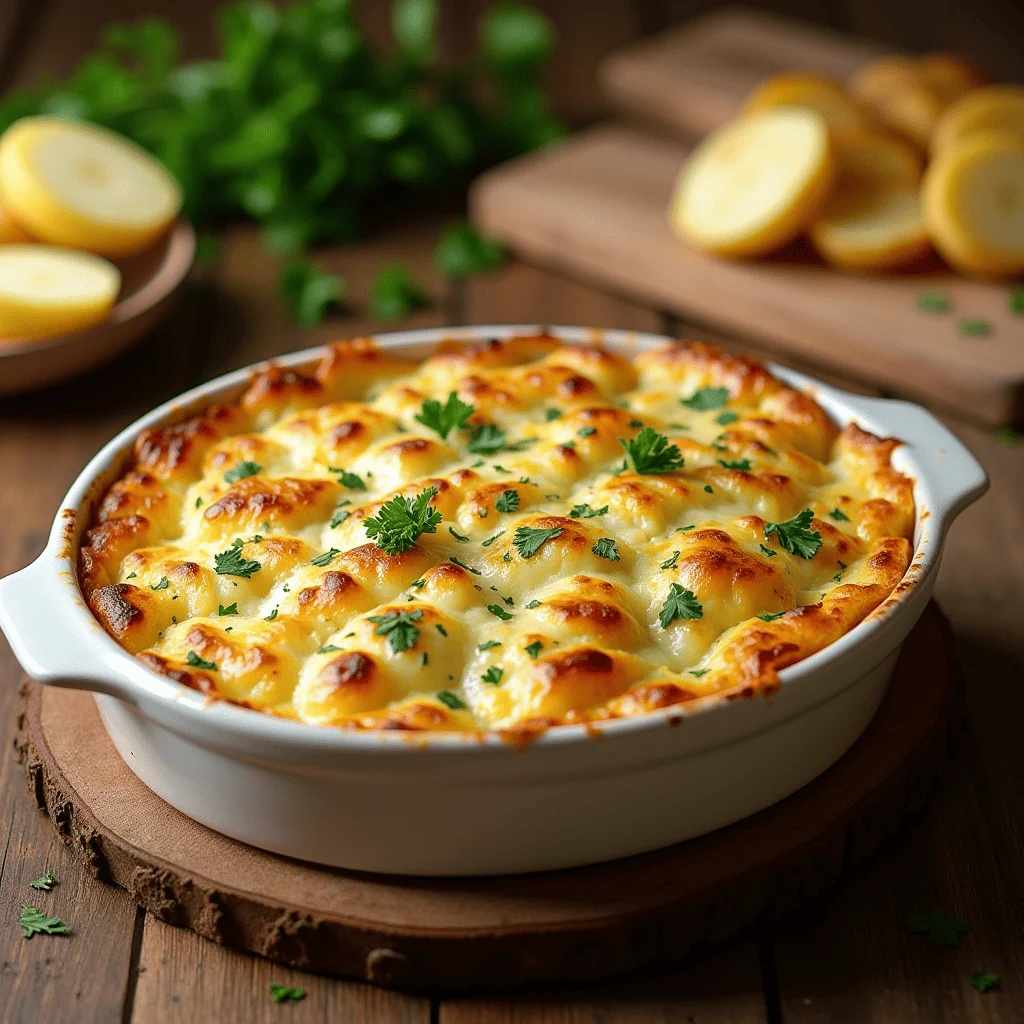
0, 220, 195, 396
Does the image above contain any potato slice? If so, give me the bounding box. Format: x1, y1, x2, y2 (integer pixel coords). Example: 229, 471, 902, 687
0, 244, 120, 339
670, 108, 836, 259
931, 86, 1024, 156
849, 56, 944, 148
745, 72, 868, 141
0, 195, 31, 243
923, 131, 1024, 277
915, 54, 988, 105
811, 132, 929, 270
0, 117, 182, 257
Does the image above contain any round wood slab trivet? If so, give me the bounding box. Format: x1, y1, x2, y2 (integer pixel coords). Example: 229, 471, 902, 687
15, 602, 955, 993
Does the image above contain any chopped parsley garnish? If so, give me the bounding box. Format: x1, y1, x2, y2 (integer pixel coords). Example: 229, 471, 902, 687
704, 485, 713, 494
215, 543, 262, 578
689, 668, 710, 677
658, 583, 703, 627
619, 427, 684, 474
917, 290, 951, 313
678, 524, 696, 532
716, 411, 739, 426
545, 408, 562, 421
560, 439, 576, 450
682, 386, 729, 411
20, 906, 71, 939
414, 392, 474, 439
482, 530, 505, 547
495, 489, 520, 513
420, 651, 429, 667
310, 548, 341, 567
224, 460, 262, 484
448, 527, 470, 542
525, 600, 541, 609
764, 509, 822, 559
270, 984, 305, 1004
758, 611, 786, 622
577, 426, 596, 437
758, 543, 777, 558
318, 645, 341, 654
264, 608, 278, 621
959, 317, 992, 337
592, 538, 619, 561
151, 576, 170, 591
829, 507, 850, 521
126, 572, 138, 579
970, 972, 1000, 993
513, 525, 563, 558
478, 640, 502, 651
569, 503, 608, 519
719, 458, 752, 471
330, 505, 352, 528
30, 872, 56, 891
195, 497, 202, 508
435, 624, 448, 637
906, 910, 969, 947
505, 437, 537, 451
186, 651, 217, 671
449, 555, 482, 574
996, 428, 1017, 446
467, 423, 505, 454
660, 551, 680, 570
329, 468, 366, 490
525, 641, 542, 659
487, 603, 514, 620
437, 690, 467, 710
368, 609, 423, 653
218, 604, 238, 617
481, 666, 504, 685
364, 487, 441, 554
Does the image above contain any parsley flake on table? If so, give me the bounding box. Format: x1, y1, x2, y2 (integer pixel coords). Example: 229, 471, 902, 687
716, 411, 739, 426
829, 507, 850, 521
495, 489, 520, 513
415, 392, 474, 439
269, 984, 306, 1004
719, 458, 752, 471
758, 611, 786, 622
218, 603, 237, 616
329, 468, 366, 490
150, 576, 170, 591
570, 503, 608, 519
970, 972, 1000, 993
370, 263, 429, 320
186, 651, 217, 671
682, 386, 729, 411
619, 427, 684, 475
364, 487, 441, 554
467, 423, 506, 454
487, 603, 514, 620
592, 538, 619, 561
224, 460, 262, 484
449, 555, 482, 575
764, 509, 822, 559
20, 906, 71, 939
906, 910, 969, 947
917, 290, 951, 314
481, 666, 504, 685
215, 542, 262, 579
661, 551, 680, 570
310, 548, 341, 567
524, 641, 543, 659
448, 526, 470, 542
369, 610, 423, 653
29, 872, 56, 891
1010, 288, 1024, 316
513, 525, 563, 558
659, 583, 703, 627
959, 317, 992, 337
437, 690, 468, 710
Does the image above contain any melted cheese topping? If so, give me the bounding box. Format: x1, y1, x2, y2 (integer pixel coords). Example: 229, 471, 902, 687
80, 337, 914, 734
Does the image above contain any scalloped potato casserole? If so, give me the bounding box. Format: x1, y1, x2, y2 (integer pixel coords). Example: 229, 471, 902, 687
79, 336, 914, 734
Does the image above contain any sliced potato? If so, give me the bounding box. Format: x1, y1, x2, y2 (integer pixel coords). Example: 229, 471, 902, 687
850, 56, 949, 148
744, 71, 868, 141
0, 195, 31, 243
670, 108, 836, 258
0, 244, 120, 339
915, 53, 988, 105
923, 131, 1024, 277
931, 86, 1024, 156
849, 56, 920, 107
0, 117, 182, 257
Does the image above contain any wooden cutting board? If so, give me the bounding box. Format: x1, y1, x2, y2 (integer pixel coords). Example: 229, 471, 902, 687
471, 125, 1024, 425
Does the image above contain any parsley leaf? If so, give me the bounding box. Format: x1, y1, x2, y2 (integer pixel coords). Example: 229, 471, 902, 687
1011, 288, 1024, 316
658, 583, 703, 627
151, 576, 170, 591
264, 608, 278, 621
279, 257, 344, 328
449, 555, 481, 575
415, 392, 474, 439
577, 426, 596, 437
758, 611, 786, 622
186, 651, 217, 671
716, 410, 739, 426
719, 458, 752, 471
311, 548, 341, 567
330, 505, 352, 528
545, 408, 562, 421
829, 507, 850, 521
318, 645, 341, 654
592, 538, 619, 561
513, 525, 563, 558
764, 509, 822, 559
970, 972, 1000, 993
437, 690, 467, 710
20, 906, 71, 939
570, 503, 608, 519
433, 218, 505, 278
487, 603, 514, 620
368, 609, 423, 653
917, 290, 951, 314
467, 423, 506, 453
29, 872, 56, 891
758, 543, 777, 558
364, 487, 441, 554
525, 599, 541, 609
478, 640, 502, 651
330, 468, 366, 490
505, 437, 537, 452
619, 427, 684, 475
214, 543, 262, 579
218, 603, 237, 616
495, 489, 520, 513
435, 623, 448, 636
481, 666, 504, 685
482, 529, 505, 547
448, 526, 470, 542
270, 984, 306, 1004
660, 551, 680, 569
689, 668, 710, 677
960, 317, 992, 337
370, 262, 429, 320
224, 460, 262, 484
906, 910, 969, 947
682, 386, 729, 411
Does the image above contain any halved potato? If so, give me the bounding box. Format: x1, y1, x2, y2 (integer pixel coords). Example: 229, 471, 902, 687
0, 117, 182, 257
745, 71, 868, 141
0, 244, 120, 339
0, 195, 31, 243
931, 86, 1024, 156
923, 131, 1024, 277
670, 107, 836, 259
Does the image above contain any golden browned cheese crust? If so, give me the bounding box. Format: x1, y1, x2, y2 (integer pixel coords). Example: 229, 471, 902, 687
80, 338, 914, 731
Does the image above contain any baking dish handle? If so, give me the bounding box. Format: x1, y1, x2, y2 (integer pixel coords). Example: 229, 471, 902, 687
839, 394, 988, 529
0, 554, 136, 700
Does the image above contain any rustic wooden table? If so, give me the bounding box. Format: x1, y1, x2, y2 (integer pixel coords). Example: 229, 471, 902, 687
1, 2, 1022, 1021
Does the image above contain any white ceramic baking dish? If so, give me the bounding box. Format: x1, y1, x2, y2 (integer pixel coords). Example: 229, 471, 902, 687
0, 326, 987, 876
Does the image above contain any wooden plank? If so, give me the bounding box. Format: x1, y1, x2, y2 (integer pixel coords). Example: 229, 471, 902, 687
471, 125, 1024, 427
132, 918, 430, 1024
601, 7, 888, 139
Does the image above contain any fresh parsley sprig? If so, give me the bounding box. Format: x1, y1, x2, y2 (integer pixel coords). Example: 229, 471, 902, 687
682, 386, 730, 411
658, 583, 703, 627
619, 428, 684, 475
415, 393, 474, 440
29, 872, 56, 891
214, 540, 262, 578
763, 509, 822, 559
224, 460, 262, 484
20, 906, 71, 939
513, 525, 562, 558
364, 487, 441, 554
369, 610, 423, 653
